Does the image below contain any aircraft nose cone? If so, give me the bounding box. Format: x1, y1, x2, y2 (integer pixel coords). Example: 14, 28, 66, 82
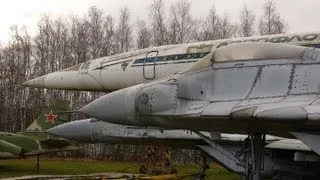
80, 89, 128, 125
47, 119, 93, 142
80, 85, 141, 126
22, 75, 45, 88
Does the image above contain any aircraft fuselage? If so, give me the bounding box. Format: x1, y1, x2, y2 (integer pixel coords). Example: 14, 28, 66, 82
24, 32, 320, 92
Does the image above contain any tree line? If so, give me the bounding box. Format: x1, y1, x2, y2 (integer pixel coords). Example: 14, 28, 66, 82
0, 0, 287, 161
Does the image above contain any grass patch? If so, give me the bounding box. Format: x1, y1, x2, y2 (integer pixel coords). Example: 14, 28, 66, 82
0, 157, 240, 179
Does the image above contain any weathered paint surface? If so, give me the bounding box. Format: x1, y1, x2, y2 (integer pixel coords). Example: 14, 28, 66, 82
23, 32, 320, 92
25, 99, 70, 132
48, 118, 310, 151
0, 100, 79, 158
80, 43, 320, 139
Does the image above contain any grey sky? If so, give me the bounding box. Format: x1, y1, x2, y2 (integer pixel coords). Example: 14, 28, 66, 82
0, 0, 319, 43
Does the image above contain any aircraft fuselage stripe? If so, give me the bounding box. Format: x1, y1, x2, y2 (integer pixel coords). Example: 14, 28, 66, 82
131, 60, 198, 67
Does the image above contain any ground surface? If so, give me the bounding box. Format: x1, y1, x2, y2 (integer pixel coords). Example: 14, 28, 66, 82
0, 157, 240, 179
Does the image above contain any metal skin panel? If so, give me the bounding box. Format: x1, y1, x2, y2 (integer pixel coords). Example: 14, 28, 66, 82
249, 65, 292, 98
290, 64, 320, 94
236, 97, 285, 107
169, 58, 320, 132
201, 101, 240, 117
178, 67, 258, 101
137, 83, 178, 115
255, 107, 307, 121
97, 59, 192, 91
252, 101, 310, 116
175, 99, 208, 115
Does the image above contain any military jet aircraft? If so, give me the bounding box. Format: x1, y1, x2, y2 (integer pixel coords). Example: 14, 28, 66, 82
23, 32, 320, 92
79, 42, 320, 179
47, 118, 320, 179
47, 118, 310, 151
0, 99, 79, 159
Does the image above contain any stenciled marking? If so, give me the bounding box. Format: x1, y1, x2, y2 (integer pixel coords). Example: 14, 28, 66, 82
217, 33, 320, 48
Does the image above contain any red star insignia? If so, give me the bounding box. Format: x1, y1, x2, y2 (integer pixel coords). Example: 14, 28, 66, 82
45, 110, 57, 123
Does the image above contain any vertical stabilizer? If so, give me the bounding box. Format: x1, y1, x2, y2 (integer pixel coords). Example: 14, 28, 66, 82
25, 99, 70, 132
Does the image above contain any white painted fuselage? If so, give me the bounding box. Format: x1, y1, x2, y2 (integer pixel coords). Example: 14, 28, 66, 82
24, 32, 320, 92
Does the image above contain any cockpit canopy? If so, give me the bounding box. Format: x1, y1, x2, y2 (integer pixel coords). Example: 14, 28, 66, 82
185, 42, 319, 72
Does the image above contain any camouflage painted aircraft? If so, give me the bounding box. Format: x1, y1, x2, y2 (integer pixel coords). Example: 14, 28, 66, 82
0, 99, 79, 159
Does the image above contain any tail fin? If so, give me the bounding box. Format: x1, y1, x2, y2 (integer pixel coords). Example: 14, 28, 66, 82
25, 99, 71, 132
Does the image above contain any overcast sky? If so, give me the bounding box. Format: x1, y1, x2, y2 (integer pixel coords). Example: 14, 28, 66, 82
0, 0, 319, 44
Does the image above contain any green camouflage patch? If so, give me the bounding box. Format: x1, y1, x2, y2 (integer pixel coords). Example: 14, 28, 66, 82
25, 99, 70, 132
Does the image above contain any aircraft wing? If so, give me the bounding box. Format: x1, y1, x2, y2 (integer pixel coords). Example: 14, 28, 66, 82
201, 100, 320, 154
0, 139, 23, 158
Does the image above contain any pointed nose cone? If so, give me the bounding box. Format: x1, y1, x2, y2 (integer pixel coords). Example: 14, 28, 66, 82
80, 85, 141, 126
22, 75, 45, 88
80, 89, 128, 124
47, 119, 93, 142
23, 70, 105, 91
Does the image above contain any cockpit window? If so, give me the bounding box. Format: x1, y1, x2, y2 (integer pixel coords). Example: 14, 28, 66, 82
133, 52, 210, 64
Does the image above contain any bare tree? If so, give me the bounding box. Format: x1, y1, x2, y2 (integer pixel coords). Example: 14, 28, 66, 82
203, 5, 221, 40
102, 15, 116, 56
195, 5, 234, 41
69, 15, 90, 65
238, 5, 256, 37
168, 0, 194, 44
149, 0, 168, 46
87, 6, 105, 59
136, 20, 151, 49
116, 7, 132, 53
219, 12, 237, 39
0, 26, 33, 132
258, 0, 287, 35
